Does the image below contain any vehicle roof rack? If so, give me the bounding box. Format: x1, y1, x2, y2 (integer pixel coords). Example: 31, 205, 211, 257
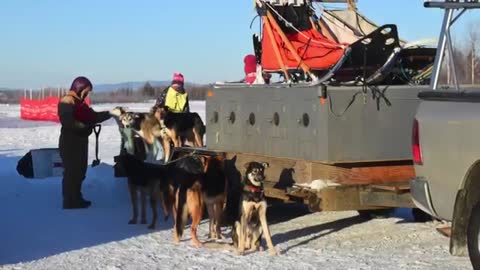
424, 0, 480, 9
426, 0, 480, 90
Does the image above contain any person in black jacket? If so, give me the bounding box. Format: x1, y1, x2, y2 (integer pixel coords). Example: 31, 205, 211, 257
57, 76, 114, 209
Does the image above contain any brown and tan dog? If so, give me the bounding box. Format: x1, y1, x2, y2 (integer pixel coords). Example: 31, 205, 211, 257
164, 153, 227, 247
232, 161, 277, 255
202, 155, 228, 240
165, 154, 206, 247
202, 161, 277, 256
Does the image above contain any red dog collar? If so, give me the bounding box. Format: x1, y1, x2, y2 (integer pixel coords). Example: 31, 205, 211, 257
246, 185, 262, 193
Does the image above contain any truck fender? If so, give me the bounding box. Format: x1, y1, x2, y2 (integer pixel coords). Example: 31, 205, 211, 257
450, 189, 469, 256
450, 161, 480, 256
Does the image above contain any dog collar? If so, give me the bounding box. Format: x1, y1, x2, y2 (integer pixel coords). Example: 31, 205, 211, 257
246, 185, 262, 193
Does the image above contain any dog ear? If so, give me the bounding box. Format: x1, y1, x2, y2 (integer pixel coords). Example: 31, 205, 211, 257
261, 162, 269, 169
243, 162, 251, 169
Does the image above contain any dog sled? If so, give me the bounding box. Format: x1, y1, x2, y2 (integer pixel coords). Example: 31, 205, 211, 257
248, 0, 436, 86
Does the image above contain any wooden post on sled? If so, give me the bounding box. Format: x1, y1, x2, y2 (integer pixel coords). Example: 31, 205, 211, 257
265, 10, 317, 81
263, 16, 291, 81
347, 0, 357, 11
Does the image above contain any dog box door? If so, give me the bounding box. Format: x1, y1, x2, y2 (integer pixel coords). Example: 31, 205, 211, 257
264, 100, 288, 157
293, 99, 319, 161
244, 99, 263, 153
206, 101, 221, 148
221, 100, 242, 151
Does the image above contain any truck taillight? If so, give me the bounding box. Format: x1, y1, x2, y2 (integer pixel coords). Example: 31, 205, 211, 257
412, 118, 423, 165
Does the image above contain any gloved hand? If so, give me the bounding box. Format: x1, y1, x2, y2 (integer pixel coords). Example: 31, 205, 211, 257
110, 106, 127, 117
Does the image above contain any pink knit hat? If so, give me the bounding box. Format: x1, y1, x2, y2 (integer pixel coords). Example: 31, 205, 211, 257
244, 54, 257, 74
172, 72, 184, 85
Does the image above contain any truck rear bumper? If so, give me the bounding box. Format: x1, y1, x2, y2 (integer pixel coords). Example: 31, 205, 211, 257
410, 177, 438, 217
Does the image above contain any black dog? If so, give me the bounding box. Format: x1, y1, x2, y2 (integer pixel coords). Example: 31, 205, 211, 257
115, 152, 170, 230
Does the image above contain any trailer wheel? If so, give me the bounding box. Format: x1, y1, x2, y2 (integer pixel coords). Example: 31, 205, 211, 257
357, 209, 394, 220
467, 201, 480, 269
412, 208, 433, 222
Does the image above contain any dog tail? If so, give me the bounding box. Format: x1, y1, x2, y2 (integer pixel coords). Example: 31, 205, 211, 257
161, 186, 172, 221
223, 177, 242, 226
199, 123, 206, 137
175, 185, 189, 238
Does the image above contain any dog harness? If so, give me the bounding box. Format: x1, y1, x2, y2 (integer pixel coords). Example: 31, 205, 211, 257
120, 127, 135, 155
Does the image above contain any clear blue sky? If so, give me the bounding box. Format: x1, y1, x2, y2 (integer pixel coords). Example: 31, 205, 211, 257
0, 0, 476, 89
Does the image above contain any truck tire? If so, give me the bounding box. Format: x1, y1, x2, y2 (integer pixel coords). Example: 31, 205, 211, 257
357, 208, 394, 220
468, 201, 480, 269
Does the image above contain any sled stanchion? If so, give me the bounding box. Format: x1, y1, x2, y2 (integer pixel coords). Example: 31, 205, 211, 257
92, 124, 102, 167
263, 15, 291, 81
265, 9, 316, 80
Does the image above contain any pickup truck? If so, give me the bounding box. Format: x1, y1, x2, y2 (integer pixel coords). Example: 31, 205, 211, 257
411, 90, 480, 269
410, 1, 480, 269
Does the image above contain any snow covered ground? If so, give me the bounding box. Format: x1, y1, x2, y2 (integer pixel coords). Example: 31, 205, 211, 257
0, 102, 473, 270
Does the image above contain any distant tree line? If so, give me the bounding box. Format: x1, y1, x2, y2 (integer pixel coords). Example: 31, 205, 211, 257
91, 82, 212, 103
0, 83, 212, 104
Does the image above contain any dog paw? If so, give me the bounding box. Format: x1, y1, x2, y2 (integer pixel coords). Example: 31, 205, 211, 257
173, 235, 180, 244
128, 219, 137, 224
268, 249, 278, 256
147, 224, 155, 230
192, 239, 203, 248
236, 250, 245, 256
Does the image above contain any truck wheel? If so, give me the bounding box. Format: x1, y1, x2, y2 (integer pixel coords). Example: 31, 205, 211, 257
357, 208, 394, 220
467, 201, 480, 269
412, 208, 433, 222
